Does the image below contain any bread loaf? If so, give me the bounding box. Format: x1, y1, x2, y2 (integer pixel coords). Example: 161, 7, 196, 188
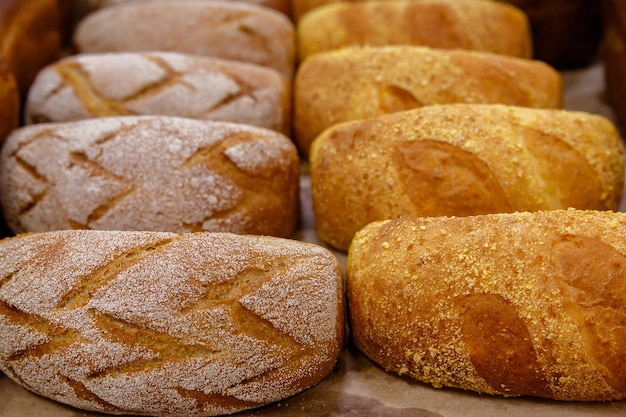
310, 104, 625, 251
25, 52, 291, 134
73, 0, 295, 78
0, 59, 19, 143
88, 0, 290, 15
0, 116, 300, 237
296, 0, 531, 62
0, 0, 62, 97
0, 229, 344, 415
346, 210, 626, 401
294, 45, 562, 157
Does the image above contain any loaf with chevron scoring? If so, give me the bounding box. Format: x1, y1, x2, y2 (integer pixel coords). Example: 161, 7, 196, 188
310, 104, 624, 251
0, 116, 300, 236
73, 0, 295, 78
25, 52, 291, 134
347, 210, 626, 401
0, 230, 344, 416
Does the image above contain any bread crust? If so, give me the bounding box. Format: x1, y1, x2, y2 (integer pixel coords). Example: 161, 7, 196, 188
0, 230, 344, 415
0, 116, 300, 236
346, 210, 626, 401
296, 0, 531, 62
25, 52, 291, 134
310, 104, 625, 251
73, 0, 295, 78
89, 0, 291, 16
294, 45, 562, 157
0, 58, 19, 143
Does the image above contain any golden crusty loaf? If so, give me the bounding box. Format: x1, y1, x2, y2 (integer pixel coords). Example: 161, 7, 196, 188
0, 229, 344, 416
25, 52, 291, 134
294, 45, 562, 157
310, 104, 624, 251
88, 0, 290, 15
0, 0, 62, 97
0, 116, 300, 237
73, 0, 295, 78
296, 0, 531, 62
347, 210, 626, 401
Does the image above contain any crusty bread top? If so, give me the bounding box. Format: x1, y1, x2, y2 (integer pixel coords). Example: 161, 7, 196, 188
88, 0, 290, 15
25, 52, 291, 134
297, 0, 531, 61
73, 0, 295, 78
347, 210, 626, 400
0, 230, 344, 415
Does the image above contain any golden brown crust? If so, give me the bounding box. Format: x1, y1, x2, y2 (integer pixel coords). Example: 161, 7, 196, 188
0, 230, 344, 415
310, 104, 625, 251
25, 52, 291, 134
296, 0, 531, 62
73, 1, 295, 78
294, 45, 562, 157
0, 0, 62, 96
346, 210, 626, 401
0, 58, 19, 143
0, 116, 300, 237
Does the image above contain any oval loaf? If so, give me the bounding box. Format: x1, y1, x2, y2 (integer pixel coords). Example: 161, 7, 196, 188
25, 52, 291, 134
0, 116, 300, 236
0, 229, 344, 416
294, 45, 562, 156
88, 0, 290, 16
310, 104, 625, 251
73, 0, 295, 78
347, 210, 626, 401
297, 0, 531, 62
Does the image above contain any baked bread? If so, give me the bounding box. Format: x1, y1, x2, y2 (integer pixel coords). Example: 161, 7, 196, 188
73, 0, 295, 78
294, 45, 562, 157
603, 0, 626, 130
0, 0, 62, 97
0, 116, 300, 237
310, 104, 625, 251
296, 0, 531, 62
25, 52, 291, 134
347, 210, 626, 401
88, 0, 290, 16
0, 229, 344, 415
0, 58, 19, 143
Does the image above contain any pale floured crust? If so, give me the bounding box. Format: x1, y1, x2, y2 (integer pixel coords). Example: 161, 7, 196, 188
346, 209, 626, 401
310, 104, 625, 251
0, 229, 344, 416
73, 0, 295, 78
25, 52, 291, 134
88, 0, 291, 16
0, 116, 300, 236
296, 0, 531, 62
294, 45, 562, 156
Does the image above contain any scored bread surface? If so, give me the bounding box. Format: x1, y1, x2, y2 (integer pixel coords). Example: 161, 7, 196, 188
25, 52, 291, 134
0, 230, 344, 416
346, 210, 626, 401
310, 104, 625, 251
0, 116, 300, 236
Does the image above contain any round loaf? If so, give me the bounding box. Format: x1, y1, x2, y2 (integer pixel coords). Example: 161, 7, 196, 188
0, 229, 344, 415
88, 0, 290, 16
73, 0, 295, 78
296, 0, 531, 62
294, 45, 562, 156
310, 104, 625, 251
0, 116, 300, 236
347, 210, 626, 401
25, 52, 291, 134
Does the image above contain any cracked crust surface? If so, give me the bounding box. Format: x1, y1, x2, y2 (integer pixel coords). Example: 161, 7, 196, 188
25, 52, 290, 134
0, 230, 344, 416
0, 116, 300, 236
346, 210, 626, 401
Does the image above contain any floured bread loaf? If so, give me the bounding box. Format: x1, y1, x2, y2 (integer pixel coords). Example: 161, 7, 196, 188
347, 210, 626, 401
73, 0, 295, 78
25, 52, 291, 134
294, 45, 562, 157
0, 229, 344, 416
297, 0, 531, 62
310, 104, 625, 251
0, 116, 300, 237
88, 0, 290, 15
